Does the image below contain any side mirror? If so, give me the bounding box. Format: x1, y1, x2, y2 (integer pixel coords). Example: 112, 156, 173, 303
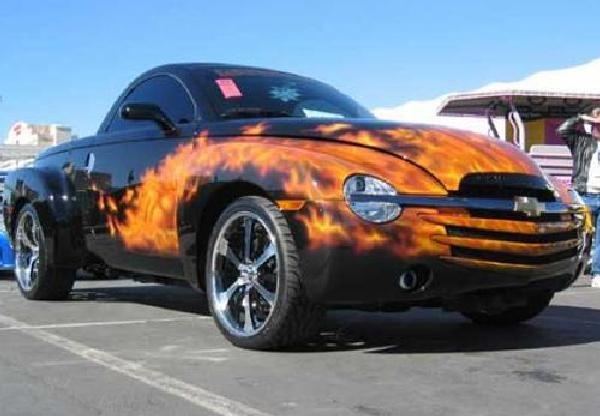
120, 103, 177, 135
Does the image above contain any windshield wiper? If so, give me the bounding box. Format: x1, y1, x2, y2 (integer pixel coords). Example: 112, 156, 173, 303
219, 108, 294, 119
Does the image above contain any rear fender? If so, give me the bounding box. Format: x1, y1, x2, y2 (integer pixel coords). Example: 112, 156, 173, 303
3, 166, 84, 269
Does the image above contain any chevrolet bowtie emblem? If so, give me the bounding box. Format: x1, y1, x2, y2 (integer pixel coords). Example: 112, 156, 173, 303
513, 196, 544, 217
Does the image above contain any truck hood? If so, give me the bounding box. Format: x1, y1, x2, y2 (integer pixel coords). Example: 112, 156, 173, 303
208, 118, 543, 191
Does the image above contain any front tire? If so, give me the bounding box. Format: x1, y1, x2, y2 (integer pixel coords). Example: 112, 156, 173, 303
206, 196, 323, 350
14, 204, 75, 300
461, 292, 553, 326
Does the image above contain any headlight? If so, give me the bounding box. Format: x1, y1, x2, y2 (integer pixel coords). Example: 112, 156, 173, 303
343, 175, 401, 223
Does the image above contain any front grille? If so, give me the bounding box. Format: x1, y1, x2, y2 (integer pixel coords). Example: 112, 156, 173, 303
424, 173, 582, 268
452, 172, 557, 202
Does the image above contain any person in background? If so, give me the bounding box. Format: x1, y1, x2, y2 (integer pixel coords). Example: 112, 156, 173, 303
558, 107, 600, 287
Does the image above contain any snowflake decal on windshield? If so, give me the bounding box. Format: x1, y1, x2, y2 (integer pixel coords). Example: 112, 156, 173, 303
269, 85, 300, 102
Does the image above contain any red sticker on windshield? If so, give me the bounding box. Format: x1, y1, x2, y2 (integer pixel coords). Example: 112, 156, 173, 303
215, 78, 242, 99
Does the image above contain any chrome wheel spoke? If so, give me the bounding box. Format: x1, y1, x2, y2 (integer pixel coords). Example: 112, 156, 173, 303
20, 229, 36, 250
216, 279, 243, 311
252, 281, 275, 307
17, 258, 31, 288
28, 252, 39, 283
226, 247, 241, 267
242, 286, 254, 332
31, 224, 40, 246
216, 238, 241, 267
243, 217, 253, 262
253, 242, 275, 269
29, 252, 39, 269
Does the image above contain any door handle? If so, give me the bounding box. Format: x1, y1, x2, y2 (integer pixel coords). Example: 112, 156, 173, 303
84, 153, 95, 174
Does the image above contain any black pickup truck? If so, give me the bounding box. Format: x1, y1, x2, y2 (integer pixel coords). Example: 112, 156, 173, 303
2, 64, 589, 349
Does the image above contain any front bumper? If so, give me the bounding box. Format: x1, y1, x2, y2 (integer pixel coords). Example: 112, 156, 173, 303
300, 246, 583, 304
288, 197, 587, 305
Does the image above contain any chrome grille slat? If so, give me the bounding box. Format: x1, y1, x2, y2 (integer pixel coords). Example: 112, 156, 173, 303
445, 226, 578, 244
451, 246, 579, 266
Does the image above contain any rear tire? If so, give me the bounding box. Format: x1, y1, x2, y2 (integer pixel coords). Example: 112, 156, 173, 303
206, 196, 323, 350
14, 204, 75, 300
461, 292, 553, 326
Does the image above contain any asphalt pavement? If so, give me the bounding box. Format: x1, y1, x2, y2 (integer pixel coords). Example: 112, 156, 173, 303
1, 273, 599, 416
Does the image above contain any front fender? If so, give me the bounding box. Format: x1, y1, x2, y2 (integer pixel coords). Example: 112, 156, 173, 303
170, 137, 447, 287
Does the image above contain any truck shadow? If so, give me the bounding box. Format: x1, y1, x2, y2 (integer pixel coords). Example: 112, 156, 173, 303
303, 305, 600, 354
70, 282, 211, 315
69, 282, 600, 354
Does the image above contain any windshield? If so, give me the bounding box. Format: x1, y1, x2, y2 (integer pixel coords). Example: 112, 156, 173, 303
196, 68, 374, 120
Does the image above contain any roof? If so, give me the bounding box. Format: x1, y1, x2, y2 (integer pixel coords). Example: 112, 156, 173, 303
145, 63, 296, 78
437, 90, 600, 120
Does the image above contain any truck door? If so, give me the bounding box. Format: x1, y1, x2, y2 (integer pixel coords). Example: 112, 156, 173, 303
78, 75, 198, 278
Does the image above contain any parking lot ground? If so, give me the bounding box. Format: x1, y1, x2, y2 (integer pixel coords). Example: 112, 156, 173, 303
1, 274, 600, 416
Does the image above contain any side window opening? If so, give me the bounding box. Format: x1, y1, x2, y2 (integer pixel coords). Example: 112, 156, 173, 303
107, 76, 195, 133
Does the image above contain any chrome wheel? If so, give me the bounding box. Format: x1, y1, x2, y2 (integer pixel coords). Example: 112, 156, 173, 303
210, 211, 279, 337
15, 210, 42, 291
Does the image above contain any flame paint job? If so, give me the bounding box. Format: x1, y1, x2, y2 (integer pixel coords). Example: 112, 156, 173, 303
93, 119, 585, 290
96, 124, 450, 256
309, 122, 541, 190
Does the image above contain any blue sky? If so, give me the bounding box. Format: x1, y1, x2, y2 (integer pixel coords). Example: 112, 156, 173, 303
1, 0, 600, 138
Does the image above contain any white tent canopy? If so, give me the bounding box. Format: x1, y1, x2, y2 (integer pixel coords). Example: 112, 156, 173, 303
372, 57, 600, 136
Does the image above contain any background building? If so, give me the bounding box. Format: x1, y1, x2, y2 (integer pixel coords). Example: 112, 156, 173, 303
0, 122, 72, 170
5, 121, 71, 146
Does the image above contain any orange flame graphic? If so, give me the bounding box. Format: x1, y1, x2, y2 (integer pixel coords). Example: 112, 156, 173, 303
97, 122, 555, 262
97, 126, 448, 256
